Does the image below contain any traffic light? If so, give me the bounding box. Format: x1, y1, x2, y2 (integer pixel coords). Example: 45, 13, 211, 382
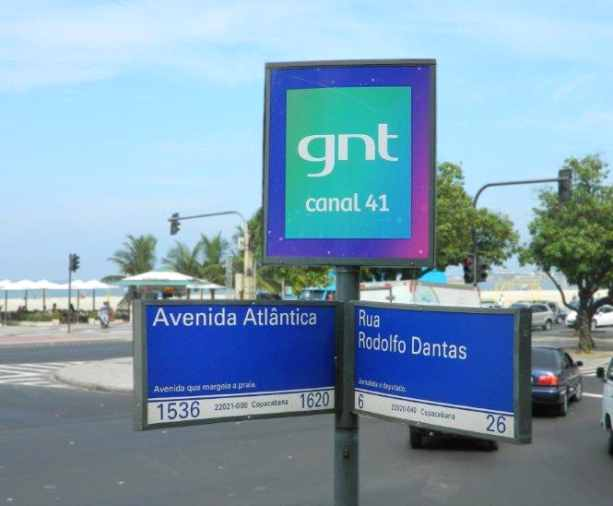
463, 256, 475, 284
478, 259, 490, 282
558, 169, 572, 203
69, 253, 80, 272
170, 212, 181, 235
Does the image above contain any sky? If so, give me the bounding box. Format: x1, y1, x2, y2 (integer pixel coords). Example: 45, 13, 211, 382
1, 0, 612, 281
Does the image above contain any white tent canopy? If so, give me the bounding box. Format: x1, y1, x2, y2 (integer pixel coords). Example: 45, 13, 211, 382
4, 279, 38, 290
81, 280, 113, 290
187, 281, 226, 291
32, 280, 65, 290
118, 271, 198, 287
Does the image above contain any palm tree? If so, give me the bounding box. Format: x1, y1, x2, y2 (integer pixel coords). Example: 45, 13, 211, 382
162, 242, 203, 278
198, 232, 228, 266
108, 234, 157, 275
198, 232, 229, 285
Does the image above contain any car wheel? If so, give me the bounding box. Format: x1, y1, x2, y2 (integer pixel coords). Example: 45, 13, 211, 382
558, 390, 569, 416
573, 381, 583, 402
544, 320, 553, 331
609, 431, 613, 456
409, 427, 424, 449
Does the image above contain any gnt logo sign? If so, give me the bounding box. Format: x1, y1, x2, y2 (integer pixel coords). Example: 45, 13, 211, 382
263, 61, 435, 266
285, 86, 411, 239
297, 122, 399, 178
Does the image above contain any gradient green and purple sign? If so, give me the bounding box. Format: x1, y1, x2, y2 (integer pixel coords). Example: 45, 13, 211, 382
264, 61, 435, 266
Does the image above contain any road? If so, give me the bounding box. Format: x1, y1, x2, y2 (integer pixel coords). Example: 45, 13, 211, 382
534, 324, 613, 350
1, 341, 613, 505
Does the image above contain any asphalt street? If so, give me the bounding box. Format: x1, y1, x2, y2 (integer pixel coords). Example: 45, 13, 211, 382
1, 342, 613, 506
0, 340, 131, 364
533, 324, 613, 350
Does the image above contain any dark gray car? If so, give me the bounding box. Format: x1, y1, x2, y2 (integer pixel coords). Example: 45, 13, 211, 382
532, 347, 583, 416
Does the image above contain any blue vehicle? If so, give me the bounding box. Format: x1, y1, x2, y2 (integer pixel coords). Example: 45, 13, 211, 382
298, 286, 336, 302
531, 346, 583, 416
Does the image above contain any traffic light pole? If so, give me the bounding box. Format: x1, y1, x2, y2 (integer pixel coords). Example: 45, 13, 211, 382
67, 265, 72, 334
471, 173, 571, 286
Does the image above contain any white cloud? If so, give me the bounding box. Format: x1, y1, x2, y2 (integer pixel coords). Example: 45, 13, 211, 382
1, 1, 612, 91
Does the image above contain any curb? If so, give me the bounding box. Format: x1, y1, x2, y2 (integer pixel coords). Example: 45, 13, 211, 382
0, 337, 132, 349
53, 361, 133, 394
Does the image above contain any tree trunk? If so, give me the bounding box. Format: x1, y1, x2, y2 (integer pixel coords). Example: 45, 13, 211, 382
577, 317, 594, 352
577, 291, 595, 352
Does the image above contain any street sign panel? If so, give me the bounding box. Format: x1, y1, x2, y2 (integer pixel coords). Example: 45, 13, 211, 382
263, 60, 436, 267
134, 300, 338, 430
352, 302, 531, 443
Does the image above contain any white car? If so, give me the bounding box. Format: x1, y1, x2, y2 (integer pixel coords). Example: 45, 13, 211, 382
566, 305, 613, 330
596, 359, 613, 455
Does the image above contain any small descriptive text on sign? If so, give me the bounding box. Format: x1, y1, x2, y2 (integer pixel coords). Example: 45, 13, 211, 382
352, 303, 531, 443
134, 301, 338, 430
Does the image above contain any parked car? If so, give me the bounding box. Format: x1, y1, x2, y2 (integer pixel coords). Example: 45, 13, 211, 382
596, 359, 613, 455
531, 346, 583, 416
408, 426, 498, 451
511, 303, 555, 331
515, 300, 564, 324
566, 304, 613, 330
480, 299, 501, 309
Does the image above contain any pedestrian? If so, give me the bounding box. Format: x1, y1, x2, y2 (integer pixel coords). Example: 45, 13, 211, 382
98, 302, 110, 329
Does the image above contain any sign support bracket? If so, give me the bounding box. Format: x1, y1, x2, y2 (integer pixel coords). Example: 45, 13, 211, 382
335, 266, 360, 506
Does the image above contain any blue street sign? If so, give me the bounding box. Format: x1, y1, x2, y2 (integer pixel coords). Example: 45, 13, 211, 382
352, 302, 531, 443
134, 301, 338, 429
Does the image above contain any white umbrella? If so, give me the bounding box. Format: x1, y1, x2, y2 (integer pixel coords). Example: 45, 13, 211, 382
31, 280, 65, 311
82, 280, 113, 290
4, 280, 38, 310
82, 279, 113, 310
117, 271, 198, 287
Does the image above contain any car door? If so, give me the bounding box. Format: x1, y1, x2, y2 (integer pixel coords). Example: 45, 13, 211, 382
531, 305, 544, 328
598, 306, 613, 327
604, 359, 613, 424
563, 352, 580, 396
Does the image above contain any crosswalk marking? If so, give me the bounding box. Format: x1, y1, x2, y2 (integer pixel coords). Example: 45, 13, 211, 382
0, 361, 87, 389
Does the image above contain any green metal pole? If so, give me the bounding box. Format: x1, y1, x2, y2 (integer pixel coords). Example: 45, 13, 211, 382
335, 266, 359, 506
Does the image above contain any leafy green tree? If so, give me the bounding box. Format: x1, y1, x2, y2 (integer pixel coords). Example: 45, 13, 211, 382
108, 234, 157, 275
366, 162, 519, 281
522, 155, 613, 351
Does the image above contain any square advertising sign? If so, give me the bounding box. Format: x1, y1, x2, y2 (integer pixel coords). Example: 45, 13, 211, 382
263, 60, 436, 266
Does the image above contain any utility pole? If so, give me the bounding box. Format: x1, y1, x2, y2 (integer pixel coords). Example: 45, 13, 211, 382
335, 266, 359, 506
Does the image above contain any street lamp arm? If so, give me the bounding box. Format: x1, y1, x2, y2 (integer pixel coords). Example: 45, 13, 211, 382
473, 177, 567, 208
470, 174, 571, 287
169, 210, 247, 226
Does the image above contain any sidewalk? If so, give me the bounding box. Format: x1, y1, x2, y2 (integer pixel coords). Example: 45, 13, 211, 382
53, 342, 613, 394
54, 357, 133, 393
0, 322, 132, 347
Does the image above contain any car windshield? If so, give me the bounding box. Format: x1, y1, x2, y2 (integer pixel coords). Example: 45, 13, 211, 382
532, 348, 561, 369
299, 289, 326, 301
